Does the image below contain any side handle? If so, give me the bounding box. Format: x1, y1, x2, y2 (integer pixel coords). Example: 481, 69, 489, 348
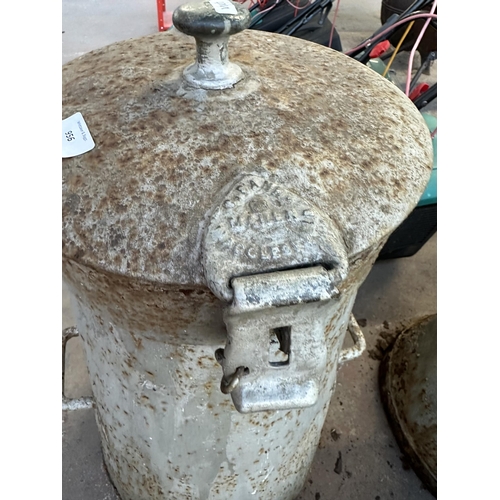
339, 315, 366, 364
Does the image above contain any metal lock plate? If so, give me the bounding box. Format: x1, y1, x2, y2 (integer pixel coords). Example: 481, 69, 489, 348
203, 174, 349, 412
219, 266, 339, 413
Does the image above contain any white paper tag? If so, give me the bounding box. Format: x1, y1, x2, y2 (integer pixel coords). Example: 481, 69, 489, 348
209, 0, 237, 15
62, 112, 95, 158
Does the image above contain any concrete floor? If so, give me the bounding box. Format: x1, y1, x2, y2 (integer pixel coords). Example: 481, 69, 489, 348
62, 1, 437, 498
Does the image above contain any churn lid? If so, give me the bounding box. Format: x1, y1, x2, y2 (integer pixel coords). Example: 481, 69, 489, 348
62, 0, 433, 299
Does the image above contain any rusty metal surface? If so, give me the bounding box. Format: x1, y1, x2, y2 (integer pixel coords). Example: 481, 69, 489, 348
62, 15, 433, 499
62, 28, 433, 287
64, 260, 362, 500
379, 314, 437, 495
62, 233, 438, 500
62, 239, 382, 500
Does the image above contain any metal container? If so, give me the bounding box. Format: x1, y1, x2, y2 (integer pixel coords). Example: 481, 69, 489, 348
379, 314, 437, 495
62, 1, 433, 499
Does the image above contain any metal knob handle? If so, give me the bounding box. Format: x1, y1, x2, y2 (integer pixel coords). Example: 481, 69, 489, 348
172, 0, 250, 89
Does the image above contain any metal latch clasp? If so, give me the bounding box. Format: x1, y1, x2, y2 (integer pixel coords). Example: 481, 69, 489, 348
215, 266, 340, 413
202, 174, 355, 412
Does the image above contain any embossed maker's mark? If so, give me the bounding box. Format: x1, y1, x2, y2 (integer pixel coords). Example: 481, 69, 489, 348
227, 206, 315, 233
203, 174, 349, 301
231, 241, 297, 261
219, 176, 319, 241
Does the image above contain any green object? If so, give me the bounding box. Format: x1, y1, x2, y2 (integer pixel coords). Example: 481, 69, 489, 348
366, 57, 394, 82
418, 113, 437, 206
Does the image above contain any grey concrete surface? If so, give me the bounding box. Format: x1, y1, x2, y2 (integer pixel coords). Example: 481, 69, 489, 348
62, 0, 437, 498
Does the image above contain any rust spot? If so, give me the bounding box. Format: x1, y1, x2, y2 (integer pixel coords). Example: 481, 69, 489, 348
63, 31, 432, 287
130, 333, 143, 350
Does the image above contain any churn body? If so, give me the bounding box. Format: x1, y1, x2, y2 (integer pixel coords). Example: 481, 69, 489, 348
62, 2, 433, 499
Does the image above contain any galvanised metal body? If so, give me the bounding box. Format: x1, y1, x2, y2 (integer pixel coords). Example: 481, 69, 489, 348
62, 2, 433, 499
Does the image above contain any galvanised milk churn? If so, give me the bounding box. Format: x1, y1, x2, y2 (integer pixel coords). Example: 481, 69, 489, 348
62, 1, 433, 498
